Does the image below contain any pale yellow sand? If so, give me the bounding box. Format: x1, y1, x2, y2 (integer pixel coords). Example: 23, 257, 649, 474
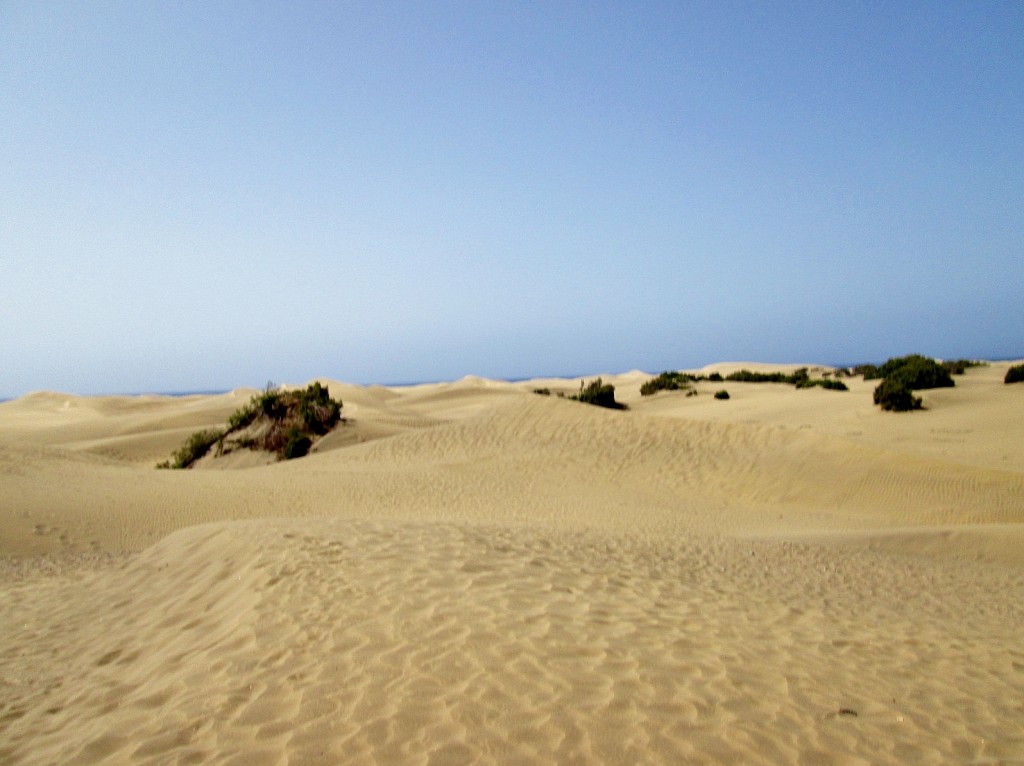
2, 362, 1023, 764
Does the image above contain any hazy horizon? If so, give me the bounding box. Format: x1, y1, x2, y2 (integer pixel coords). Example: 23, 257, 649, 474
3, 2, 1023, 398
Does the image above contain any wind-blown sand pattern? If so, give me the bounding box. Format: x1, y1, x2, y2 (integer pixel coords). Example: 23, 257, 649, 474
2, 362, 1023, 764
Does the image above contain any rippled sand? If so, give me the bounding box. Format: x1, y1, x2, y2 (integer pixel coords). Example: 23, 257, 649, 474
2, 362, 1023, 764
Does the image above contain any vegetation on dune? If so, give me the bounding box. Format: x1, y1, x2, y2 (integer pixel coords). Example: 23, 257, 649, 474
157, 429, 224, 470
640, 367, 847, 397
941, 359, 986, 375
858, 354, 956, 412
795, 377, 848, 391
714, 390, 730, 400
158, 382, 343, 468
640, 371, 694, 396
570, 378, 626, 410
1006, 364, 1024, 384
873, 378, 923, 412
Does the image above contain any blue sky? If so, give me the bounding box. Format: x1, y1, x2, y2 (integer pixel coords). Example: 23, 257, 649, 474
2, 2, 1022, 395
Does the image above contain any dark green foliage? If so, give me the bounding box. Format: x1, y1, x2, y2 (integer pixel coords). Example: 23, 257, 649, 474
724, 367, 844, 391
570, 378, 625, 410
296, 381, 341, 435
725, 369, 792, 383
796, 378, 849, 391
640, 371, 693, 396
862, 355, 954, 412
164, 429, 223, 469
714, 389, 730, 400
533, 388, 551, 396
869, 355, 954, 390
1006, 364, 1024, 384
873, 379, 922, 412
159, 382, 343, 468
942, 359, 984, 375
642, 367, 845, 396
854, 364, 881, 380
282, 428, 313, 460
227, 404, 258, 431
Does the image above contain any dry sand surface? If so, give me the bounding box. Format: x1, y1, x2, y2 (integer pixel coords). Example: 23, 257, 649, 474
1, 361, 1023, 765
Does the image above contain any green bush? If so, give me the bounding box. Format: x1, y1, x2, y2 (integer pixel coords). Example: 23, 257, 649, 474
869, 354, 954, 390
873, 379, 922, 412
640, 371, 693, 396
1006, 364, 1024, 384
796, 378, 848, 391
726, 369, 789, 383
714, 389, 730, 400
166, 429, 223, 469
296, 381, 341, 435
854, 364, 881, 380
859, 355, 955, 412
532, 387, 551, 396
159, 382, 344, 467
570, 378, 625, 410
942, 359, 984, 375
282, 428, 313, 460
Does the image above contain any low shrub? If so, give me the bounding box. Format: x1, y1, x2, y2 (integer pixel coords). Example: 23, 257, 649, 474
725, 369, 789, 383
873, 379, 922, 412
570, 378, 625, 410
159, 382, 343, 468
714, 389, 730, 400
166, 429, 223, 469
942, 359, 984, 375
796, 378, 848, 391
282, 428, 313, 460
859, 354, 955, 412
296, 381, 342, 435
867, 354, 954, 390
533, 388, 551, 396
640, 371, 693, 396
1006, 364, 1024, 384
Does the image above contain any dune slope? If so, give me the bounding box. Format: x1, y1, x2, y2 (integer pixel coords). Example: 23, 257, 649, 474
1, 362, 1022, 765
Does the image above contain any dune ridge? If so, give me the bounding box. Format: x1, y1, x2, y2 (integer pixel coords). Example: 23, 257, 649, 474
1, 361, 1022, 764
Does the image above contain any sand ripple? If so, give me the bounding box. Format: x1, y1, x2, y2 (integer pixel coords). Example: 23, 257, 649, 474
2, 520, 1022, 765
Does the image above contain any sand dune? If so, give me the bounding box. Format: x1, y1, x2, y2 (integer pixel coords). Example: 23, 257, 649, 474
1, 362, 1022, 764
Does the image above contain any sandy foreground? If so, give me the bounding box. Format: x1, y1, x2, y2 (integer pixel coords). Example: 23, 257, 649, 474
1, 362, 1023, 765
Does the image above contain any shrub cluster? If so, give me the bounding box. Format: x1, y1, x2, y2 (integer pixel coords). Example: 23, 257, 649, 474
641, 367, 847, 397
156, 429, 223, 470
873, 379, 923, 412
725, 369, 804, 384
640, 371, 694, 396
861, 354, 955, 412
570, 378, 625, 410
713, 390, 730, 400
158, 382, 343, 468
942, 359, 985, 375
1006, 364, 1024, 384
723, 367, 848, 391
795, 378, 848, 391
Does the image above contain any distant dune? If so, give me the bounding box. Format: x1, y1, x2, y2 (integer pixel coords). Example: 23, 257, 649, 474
1, 361, 1022, 764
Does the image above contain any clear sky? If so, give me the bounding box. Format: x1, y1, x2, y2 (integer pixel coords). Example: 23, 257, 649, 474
2, 2, 1022, 396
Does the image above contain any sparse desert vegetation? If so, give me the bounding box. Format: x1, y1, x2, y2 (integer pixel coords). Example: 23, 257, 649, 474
641, 367, 846, 397
570, 378, 626, 410
158, 382, 343, 468
1006, 364, 1024, 384
858, 354, 955, 412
